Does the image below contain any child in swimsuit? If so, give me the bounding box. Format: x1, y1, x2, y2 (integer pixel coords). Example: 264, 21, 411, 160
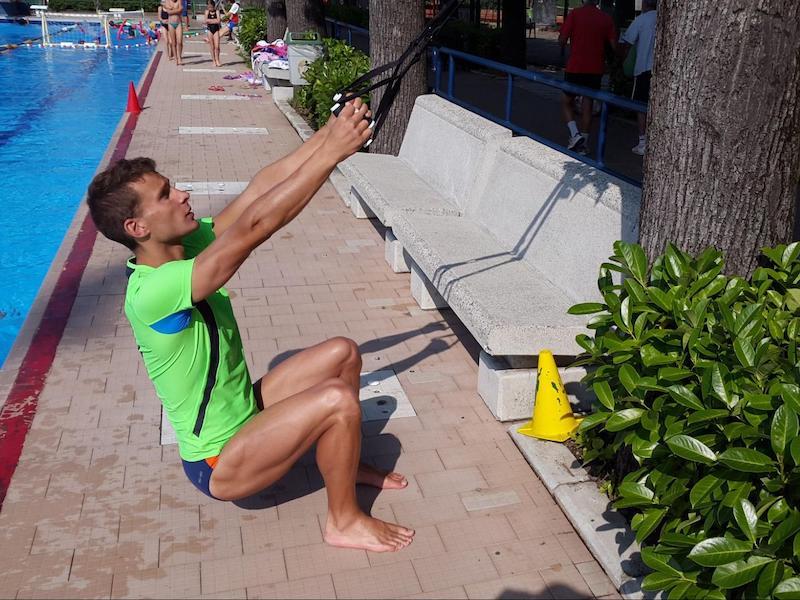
160, 0, 174, 59
204, 0, 222, 67
165, 0, 183, 65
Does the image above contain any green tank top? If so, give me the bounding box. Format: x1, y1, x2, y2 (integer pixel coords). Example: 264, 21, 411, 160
124, 218, 257, 461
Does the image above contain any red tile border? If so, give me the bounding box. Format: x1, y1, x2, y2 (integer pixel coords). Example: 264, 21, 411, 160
0, 51, 163, 510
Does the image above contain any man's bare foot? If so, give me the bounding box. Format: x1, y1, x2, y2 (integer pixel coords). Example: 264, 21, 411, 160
325, 513, 415, 552
356, 462, 408, 489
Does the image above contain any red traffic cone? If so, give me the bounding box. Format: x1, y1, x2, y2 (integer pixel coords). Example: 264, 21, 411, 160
126, 81, 142, 114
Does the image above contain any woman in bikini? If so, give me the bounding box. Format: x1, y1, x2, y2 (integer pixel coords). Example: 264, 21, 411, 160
159, 0, 174, 60
165, 0, 183, 65
204, 0, 222, 67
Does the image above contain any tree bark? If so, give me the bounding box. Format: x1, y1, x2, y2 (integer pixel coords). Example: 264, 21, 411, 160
368, 0, 425, 155
500, 0, 526, 68
285, 0, 325, 36
266, 0, 287, 42
640, 1, 800, 277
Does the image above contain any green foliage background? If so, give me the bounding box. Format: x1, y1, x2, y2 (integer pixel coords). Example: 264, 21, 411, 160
571, 241, 800, 598
293, 38, 370, 130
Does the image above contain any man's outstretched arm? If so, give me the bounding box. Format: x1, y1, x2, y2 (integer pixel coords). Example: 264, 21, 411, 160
191, 100, 372, 303
212, 119, 334, 236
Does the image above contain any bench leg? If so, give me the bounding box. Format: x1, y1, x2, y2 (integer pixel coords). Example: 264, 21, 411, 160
384, 230, 411, 273
477, 352, 595, 422
349, 187, 376, 219
410, 261, 448, 310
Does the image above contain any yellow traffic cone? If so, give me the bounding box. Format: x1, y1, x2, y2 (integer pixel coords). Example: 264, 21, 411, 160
518, 350, 582, 442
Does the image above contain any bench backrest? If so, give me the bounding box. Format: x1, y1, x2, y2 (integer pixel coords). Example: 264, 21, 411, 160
398, 94, 511, 211
466, 137, 641, 302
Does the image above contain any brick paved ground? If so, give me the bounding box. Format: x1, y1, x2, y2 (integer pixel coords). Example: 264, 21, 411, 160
0, 38, 619, 599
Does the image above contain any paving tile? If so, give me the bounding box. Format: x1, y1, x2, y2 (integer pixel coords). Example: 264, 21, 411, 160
391, 494, 470, 529
160, 526, 244, 566
487, 538, 572, 577
463, 572, 552, 599
284, 542, 370, 579
416, 467, 487, 498
247, 574, 336, 599
437, 442, 509, 469
240, 514, 323, 552
412, 548, 499, 592
436, 514, 518, 553
403, 587, 468, 599
557, 531, 596, 564
200, 549, 286, 595
539, 563, 594, 599
575, 560, 617, 597
111, 563, 201, 599
332, 560, 422, 599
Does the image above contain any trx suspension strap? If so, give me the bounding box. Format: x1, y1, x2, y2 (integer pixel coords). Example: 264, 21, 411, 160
330, 0, 461, 147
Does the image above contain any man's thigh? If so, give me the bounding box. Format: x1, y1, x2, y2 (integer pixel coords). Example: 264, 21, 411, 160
254, 337, 357, 411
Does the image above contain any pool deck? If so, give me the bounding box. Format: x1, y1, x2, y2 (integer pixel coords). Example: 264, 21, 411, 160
0, 38, 619, 599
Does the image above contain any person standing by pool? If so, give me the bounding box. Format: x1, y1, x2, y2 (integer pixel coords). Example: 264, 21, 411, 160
165, 0, 184, 65
204, 0, 222, 67
183, 0, 191, 30
85, 99, 415, 553
160, 0, 175, 60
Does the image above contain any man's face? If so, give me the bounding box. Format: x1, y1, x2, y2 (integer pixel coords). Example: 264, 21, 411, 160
128, 172, 198, 245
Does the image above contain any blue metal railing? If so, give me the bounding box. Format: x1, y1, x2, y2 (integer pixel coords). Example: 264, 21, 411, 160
324, 18, 369, 53
432, 46, 647, 187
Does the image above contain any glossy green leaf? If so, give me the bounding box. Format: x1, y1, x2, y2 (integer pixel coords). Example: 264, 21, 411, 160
592, 380, 615, 411
718, 448, 775, 473
711, 555, 771, 589
687, 537, 752, 566
615, 241, 648, 283
667, 581, 693, 599
605, 408, 645, 432
619, 364, 638, 394
620, 296, 632, 331
791, 437, 800, 466
617, 481, 654, 504
688, 409, 730, 425
768, 498, 789, 523
665, 244, 685, 280
771, 404, 798, 457
658, 367, 694, 382
568, 302, 607, 315
775, 578, 800, 600
634, 508, 667, 543
666, 434, 717, 465
667, 385, 705, 411
734, 337, 755, 367
578, 411, 609, 432
648, 286, 673, 312
641, 572, 680, 592
756, 561, 784, 599
641, 548, 682, 576
781, 241, 800, 266
781, 384, 800, 414
768, 509, 800, 546
733, 498, 758, 543
709, 362, 734, 407
689, 474, 723, 508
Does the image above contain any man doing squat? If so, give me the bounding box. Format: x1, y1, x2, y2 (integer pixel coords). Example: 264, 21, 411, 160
86, 100, 414, 552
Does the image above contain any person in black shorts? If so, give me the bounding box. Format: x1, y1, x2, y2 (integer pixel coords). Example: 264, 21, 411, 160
204, 0, 222, 67
160, 0, 174, 60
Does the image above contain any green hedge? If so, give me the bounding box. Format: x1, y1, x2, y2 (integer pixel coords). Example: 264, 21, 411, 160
235, 7, 266, 59
571, 241, 800, 598
293, 38, 369, 130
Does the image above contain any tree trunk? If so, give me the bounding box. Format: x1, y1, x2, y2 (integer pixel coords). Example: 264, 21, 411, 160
285, 0, 325, 36
500, 0, 526, 68
640, 1, 800, 277
266, 1, 287, 41
368, 0, 425, 155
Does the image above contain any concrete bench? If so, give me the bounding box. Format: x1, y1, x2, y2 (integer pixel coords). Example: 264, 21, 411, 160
390, 135, 641, 420
340, 94, 512, 272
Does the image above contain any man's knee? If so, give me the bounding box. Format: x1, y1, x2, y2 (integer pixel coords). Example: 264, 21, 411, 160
320, 378, 361, 421
329, 336, 361, 366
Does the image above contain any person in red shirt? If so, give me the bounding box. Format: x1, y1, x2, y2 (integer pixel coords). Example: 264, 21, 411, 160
559, 0, 616, 153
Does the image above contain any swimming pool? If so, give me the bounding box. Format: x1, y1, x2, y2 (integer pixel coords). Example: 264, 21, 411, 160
0, 21, 154, 366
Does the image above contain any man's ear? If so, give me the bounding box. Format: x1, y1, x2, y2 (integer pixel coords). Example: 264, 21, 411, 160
123, 217, 149, 243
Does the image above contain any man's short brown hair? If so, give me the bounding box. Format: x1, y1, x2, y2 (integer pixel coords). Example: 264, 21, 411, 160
87, 157, 157, 250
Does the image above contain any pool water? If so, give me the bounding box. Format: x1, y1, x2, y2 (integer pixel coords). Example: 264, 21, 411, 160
0, 22, 154, 366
